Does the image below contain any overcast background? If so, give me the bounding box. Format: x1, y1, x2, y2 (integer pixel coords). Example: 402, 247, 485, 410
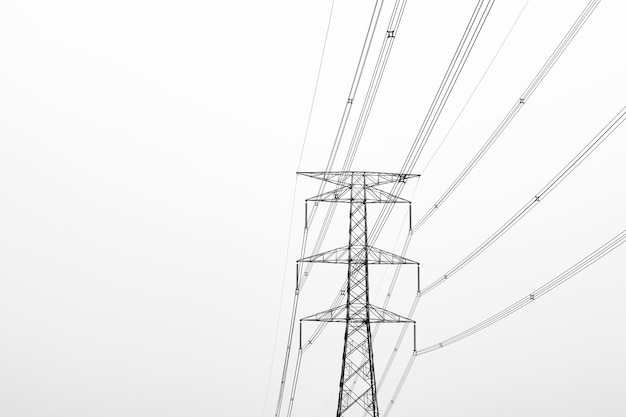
1, 0, 625, 416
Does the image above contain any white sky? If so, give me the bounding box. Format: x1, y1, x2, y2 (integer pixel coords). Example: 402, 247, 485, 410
1, 1, 625, 416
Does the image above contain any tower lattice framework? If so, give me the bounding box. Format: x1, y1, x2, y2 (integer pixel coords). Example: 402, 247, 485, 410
298, 171, 420, 417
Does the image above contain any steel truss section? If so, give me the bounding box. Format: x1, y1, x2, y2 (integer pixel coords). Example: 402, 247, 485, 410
298, 245, 417, 265
297, 171, 418, 417
306, 185, 411, 204
300, 304, 413, 324
298, 171, 418, 187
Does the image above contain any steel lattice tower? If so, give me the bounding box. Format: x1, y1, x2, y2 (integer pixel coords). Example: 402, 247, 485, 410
298, 171, 420, 417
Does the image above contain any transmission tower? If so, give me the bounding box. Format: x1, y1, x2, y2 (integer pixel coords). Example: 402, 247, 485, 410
297, 171, 420, 417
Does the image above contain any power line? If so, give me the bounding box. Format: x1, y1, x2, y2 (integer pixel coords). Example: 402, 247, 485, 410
263, 2, 337, 416
417, 0, 532, 176
296, 1, 338, 172
285, 349, 304, 417
303, 0, 494, 292
369, 0, 496, 245
342, 0, 408, 171
378, 100, 626, 412
411, 0, 601, 235
369, 0, 603, 384
372, 0, 532, 331
304, 0, 388, 235
302, 0, 409, 291
371, 0, 532, 325
273, 2, 389, 416
295, 0, 496, 358
376, 100, 625, 399
323, 0, 387, 174
422, 103, 626, 295
418, 229, 626, 354
382, 227, 626, 416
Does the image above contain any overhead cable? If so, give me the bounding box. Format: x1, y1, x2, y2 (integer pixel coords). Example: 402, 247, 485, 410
411, 0, 601, 235
304, 0, 387, 233
374, 0, 532, 342
377, 100, 625, 397
265, 1, 337, 415
417, 229, 626, 354
373, 0, 603, 380
417, 0, 532, 176
302, 0, 407, 290
273, 2, 388, 416
423, 103, 626, 295
304, 0, 494, 286
382, 227, 626, 416
285, 349, 304, 417
342, 0, 408, 171
297, 0, 497, 360
369, 0, 496, 244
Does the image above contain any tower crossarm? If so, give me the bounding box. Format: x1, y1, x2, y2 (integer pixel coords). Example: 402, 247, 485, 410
301, 304, 414, 324
298, 245, 418, 265
306, 185, 410, 204
298, 171, 419, 187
